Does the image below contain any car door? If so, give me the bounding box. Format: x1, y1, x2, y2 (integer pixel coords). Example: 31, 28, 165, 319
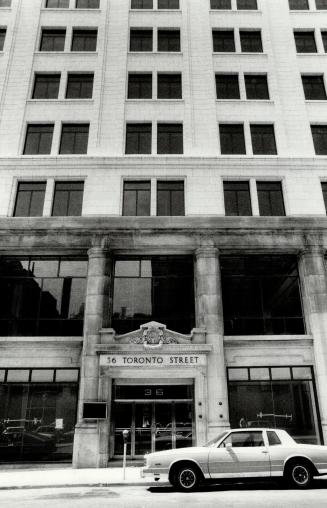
209, 430, 271, 479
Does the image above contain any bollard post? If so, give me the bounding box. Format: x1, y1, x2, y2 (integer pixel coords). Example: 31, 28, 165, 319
122, 429, 129, 480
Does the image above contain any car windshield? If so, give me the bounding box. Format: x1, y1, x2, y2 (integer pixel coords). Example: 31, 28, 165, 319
204, 431, 229, 447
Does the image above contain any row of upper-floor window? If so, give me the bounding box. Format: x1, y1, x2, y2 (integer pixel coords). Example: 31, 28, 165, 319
11, 177, 327, 219
289, 0, 327, 10
0, 0, 100, 8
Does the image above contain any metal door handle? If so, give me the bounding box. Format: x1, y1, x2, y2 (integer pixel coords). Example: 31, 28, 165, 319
261, 450, 269, 454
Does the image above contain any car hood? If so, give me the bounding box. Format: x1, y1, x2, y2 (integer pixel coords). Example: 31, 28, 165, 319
146, 446, 208, 459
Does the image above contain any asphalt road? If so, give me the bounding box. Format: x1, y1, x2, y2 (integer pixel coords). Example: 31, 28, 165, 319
0, 482, 327, 508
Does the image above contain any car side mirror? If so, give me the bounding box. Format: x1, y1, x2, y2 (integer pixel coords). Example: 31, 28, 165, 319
225, 442, 232, 451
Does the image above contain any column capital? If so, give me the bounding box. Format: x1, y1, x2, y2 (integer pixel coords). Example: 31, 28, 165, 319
195, 246, 219, 259
298, 246, 326, 260
87, 247, 112, 259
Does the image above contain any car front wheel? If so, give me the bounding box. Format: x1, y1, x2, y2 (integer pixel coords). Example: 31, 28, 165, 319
172, 464, 200, 492
285, 461, 313, 489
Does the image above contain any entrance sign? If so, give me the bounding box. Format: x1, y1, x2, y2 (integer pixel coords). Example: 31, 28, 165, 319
99, 354, 206, 367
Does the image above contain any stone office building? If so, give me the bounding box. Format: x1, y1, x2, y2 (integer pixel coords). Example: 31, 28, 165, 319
1, 0, 327, 467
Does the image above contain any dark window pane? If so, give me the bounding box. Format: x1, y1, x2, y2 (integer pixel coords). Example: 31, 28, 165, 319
128, 74, 152, 99
122, 181, 151, 216
158, 0, 179, 7
46, 0, 69, 7
59, 124, 89, 154
0, 28, 6, 51
40, 29, 66, 51
316, 0, 327, 8
322, 182, 327, 213
220, 124, 246, 154
312, 125, 327, 154
52, 181, 84, 216
32, 74, 60, 99
66, 74, 94, 98
0, 0, 11, 6
13, 182, 46, 217
157, 181, 184, 216
257, 181, 285, 216
130, 29, 153, 51
157, 124, 183, 154
23, 124, 54, 155
216, 74, 240, 99
75, 0, 99, 7
245, 75, 269, 100
71, 29, 97, 51
224, 181, 252, 216
157, 30, 180, 51
289, 0, 309, 8
125, 124, 152, 154
211, 0, 231, 8
237, 0, 257, 8
240, 31, 262, 52
302, 75, 326, 100
251, 124, 277, 155
157, 74, 182, 99
131, 0, 153, 7
322, 31, 327, 52
213, 30, 235, 52
294, 31, 317, 53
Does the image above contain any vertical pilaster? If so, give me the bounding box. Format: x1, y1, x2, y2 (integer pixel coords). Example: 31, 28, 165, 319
73, 247, 112, 468
195, 247, 229, 441
299, 247, 327, 443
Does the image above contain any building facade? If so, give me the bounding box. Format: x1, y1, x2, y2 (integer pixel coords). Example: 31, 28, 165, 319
1, 0, 327, 467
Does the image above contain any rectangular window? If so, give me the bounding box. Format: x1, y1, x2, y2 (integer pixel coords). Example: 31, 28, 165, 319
212, 30, 235, 52
157, 29, 180, 51
75, 0, 100, 7
321, 182, 327, 213
131, 0, 153, 8
125, 123, 152, 154
250, 124, 277, 155
245, 75, 269, 99
157, 73, 182, 99
122, 181, 151, 216
302, 75, 326, 100
130, 29, 153, 51
113, 256, 195, 334
59, 124, 89, 154
316, 0, 327, 8
71, 29, 97, 51
46, 0, 69, 7
0, 0, 11, 6
0, 28, 6, 51
128, 74, 152, 99
240, 30, 263, 52
322, 31, 327, 52
157, 124, 183, 154
216, 74, 240, 99
157, 181, 184, 216
13, 182, 46, 217
23, 124, 54, 155
40, 29, 66, 51
52, 181, 84, 216
158, 0, 179, 7
219, 124, 246, 154
311, 125, 327, 154
289, 0, 309, 8
211, 0, 231, 8
0, 257, 87, 336
257, 181, 285, 216
221, 255, 304, 335
32, 74, 60, 99
66, 73, 94, 98
223, 181, 252, 216
237, 0, 257, 9
294, 31, 317, 53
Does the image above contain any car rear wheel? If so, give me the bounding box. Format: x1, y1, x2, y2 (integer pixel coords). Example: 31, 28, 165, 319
172, 464, 200, 492
285, 461, 313, 489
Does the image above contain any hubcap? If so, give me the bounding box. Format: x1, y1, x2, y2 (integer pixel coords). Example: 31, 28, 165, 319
292, 465, 309, 485
179, 468, 196, 488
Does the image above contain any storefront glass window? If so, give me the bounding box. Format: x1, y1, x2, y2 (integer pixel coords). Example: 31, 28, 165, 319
112, 256, 195, 334
0, 257, 87, 336
228, 367, 321, 444
0, 369, 78, 462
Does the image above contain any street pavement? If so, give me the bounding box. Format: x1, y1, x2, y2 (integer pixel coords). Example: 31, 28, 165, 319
0, 483, 327, 508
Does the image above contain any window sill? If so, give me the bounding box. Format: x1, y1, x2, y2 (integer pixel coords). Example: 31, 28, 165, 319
216, 99, 273, 103
27, 99, 94, 103
35, 51, 98, 55
210, 9, 262, 13
41, 8, 101, 11
305, 99, 327, 103
213, 52, 267, 56
128, 51, 183, 55
126, 98, 184, 102
129, 8, 181, 12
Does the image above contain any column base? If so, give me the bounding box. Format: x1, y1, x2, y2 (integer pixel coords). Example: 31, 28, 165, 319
72, 423, 100, 468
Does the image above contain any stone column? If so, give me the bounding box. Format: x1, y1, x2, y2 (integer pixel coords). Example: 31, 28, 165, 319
195, 247, 230, 440
73, 247, 112, 468
298, 247, 327, 443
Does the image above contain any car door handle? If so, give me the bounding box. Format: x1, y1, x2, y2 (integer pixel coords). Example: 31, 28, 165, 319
261, 450, 269, 454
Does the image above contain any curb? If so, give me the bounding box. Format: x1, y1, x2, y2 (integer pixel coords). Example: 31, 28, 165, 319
0, 481, 169, 491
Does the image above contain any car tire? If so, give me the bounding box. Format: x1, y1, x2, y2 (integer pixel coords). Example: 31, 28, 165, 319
172, 464, 200, 492
285, 461, 313, 489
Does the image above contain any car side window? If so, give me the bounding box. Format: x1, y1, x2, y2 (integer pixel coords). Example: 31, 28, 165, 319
267, 431, 282, 446
220, 431, 264, 448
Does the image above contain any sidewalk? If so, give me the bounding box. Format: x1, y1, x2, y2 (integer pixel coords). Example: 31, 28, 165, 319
0, 465, 168, 490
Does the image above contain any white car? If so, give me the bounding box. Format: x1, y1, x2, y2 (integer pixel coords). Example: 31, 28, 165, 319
142, 428, 327, 491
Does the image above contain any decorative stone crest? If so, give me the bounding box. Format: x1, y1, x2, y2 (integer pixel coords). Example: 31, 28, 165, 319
129, 322, 178, 348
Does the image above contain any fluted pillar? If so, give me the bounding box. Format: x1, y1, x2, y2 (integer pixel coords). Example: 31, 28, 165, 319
298, 247, 327, 443
195, 247, 230, 440
73, 247, 112, 467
